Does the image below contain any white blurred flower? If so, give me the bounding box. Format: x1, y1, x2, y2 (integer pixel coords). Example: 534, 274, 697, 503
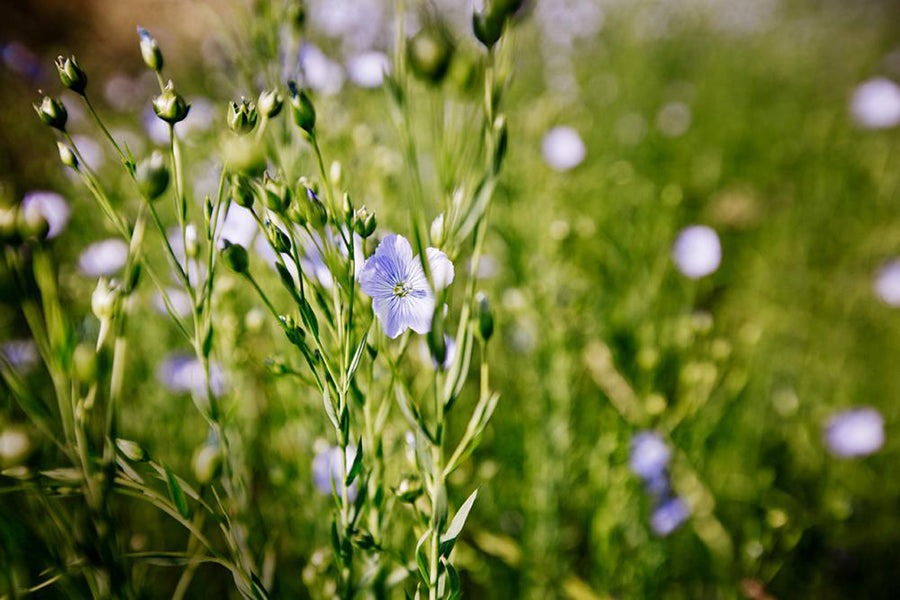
542, 126, 586, 172
672, 225, 721, 279
874, 259, 900, 306
218, 205, 259, 250
21, 191, 70, 239
78, 239, 128, 277
300, 44, 345, 96
71, 135, 104, 170
347, 51, 390, 88
851, 78, 900, 129
153, 287, 193, 318
825, 407, 884, 458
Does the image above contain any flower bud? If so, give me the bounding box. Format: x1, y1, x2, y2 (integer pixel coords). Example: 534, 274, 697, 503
258, 89, 283, 118
73, 343, 98, 385
192, 444, 222, 484
135, 151, 170, 200
34, 96, 67, 131
288, 82, 316, 133
267, 221, 291, 254
227, 98, 258, 134
57, 142, 78, 170
231, 174, 254, 208
354, 207, 377, 238
302, 184, 328, 228
430, 213, 445, 247
475, 291, 494, 342
394, 475, 423, 503
426, 304, 447, 367
280, 315, 306, 348
472, 10, 504, 49
330, 160, 342, 188
493, 114, 508, 174
91, 279, 118, 321
17, 203, 50, 241
221, 240, 249, 274
56, 55, 87, 95
263, 173, 292, 213
342, 192, 353, 221
152, 81, 190, 124
407, 26, 454, 84
137, 27, 163, 72
184, 224, 199, 259
116, 438, 148, 462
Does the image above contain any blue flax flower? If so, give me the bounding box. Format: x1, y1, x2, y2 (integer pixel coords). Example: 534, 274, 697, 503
359, 234, 454, 339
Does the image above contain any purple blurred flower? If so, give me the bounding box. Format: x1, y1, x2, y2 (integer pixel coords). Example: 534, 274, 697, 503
359, 234, 454, 339
157, 354, 226, 399
651, 497, 690, 536
672, 225, 721, 279
1, 339, 38, 372
825, 407, 885, 458
78, 239, 129, 277
851, 78, 900, 130
542, 126, 586, 172
874, 259, 900, 306
630, 431, 671, 481
312, 444, 358, 499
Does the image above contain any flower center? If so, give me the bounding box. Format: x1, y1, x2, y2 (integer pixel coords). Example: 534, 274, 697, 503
393, 281, 412, 298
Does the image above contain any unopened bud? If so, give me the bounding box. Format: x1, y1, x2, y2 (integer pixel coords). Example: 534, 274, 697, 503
354, 207, 377, 238
34, 96, 67, 131
56, 55, 87, 95
258, 89, 283, 118
426, 304, 447, 367
137, 27, 163, 72
288, 81, 316, 133
267, 221, 291, 253
192, 444, 222, 484
231, 174, 254, 208
221, 240, 249, 274
152, 81, 190, 124
0, 206, 19, 245
135, 151, 170, 200
430, 213, 445, 247
407, 26, 454, 84
263, 173, 292, 213
184, 224, 199, 259
57, 142, 78, 169
116, 438, 148, 462
394, 475, 423, 503
475, 291, 494, 342
91, 279, 118, 321
472, 10, 504, 49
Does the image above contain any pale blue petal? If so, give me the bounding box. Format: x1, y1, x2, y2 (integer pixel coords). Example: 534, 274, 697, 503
359, 234, 413, 299
426, 247, 455, 290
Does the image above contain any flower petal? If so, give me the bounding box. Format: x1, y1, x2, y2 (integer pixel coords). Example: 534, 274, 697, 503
359, 234, 413, 299
426, 247, 455, 290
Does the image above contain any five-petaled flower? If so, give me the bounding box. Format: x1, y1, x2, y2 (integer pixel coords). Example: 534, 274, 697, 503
359, 234, 454, 339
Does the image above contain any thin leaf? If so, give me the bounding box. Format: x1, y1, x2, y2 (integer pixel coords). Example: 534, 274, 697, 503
164, 464, 191, 520
440, 489, 478, 557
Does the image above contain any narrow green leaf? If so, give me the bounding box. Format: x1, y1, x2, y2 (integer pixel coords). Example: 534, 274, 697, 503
164, 464, 191, 520
345, 439, 364, 487
345, 322, 371, 389
440, 489, 478, 557
415, 529, 431, 585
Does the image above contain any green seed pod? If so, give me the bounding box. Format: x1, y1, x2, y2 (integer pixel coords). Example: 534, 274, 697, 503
267, 221, 291, 254
263, 173, 292, 213
303, 186, 328, 228
73, 343, 98, 385
116, 438, 148, 462
258, 89, 283, 119
57, 142, 78, 170
56, 55, 87, 95
475, 291, 494, 342
472, 9, 504, 49
152, 81, 190, 124
137, 27, 163, 72
231, 174, 254, 208
192, 444, 222, 485
135, 151, 170, 200
34, 96, 67, 131
227, 98, 259, 134
221, 240, 249, 274
407, 25, 454, 84
354, 207, 377, 238
288, 82, 316, 133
